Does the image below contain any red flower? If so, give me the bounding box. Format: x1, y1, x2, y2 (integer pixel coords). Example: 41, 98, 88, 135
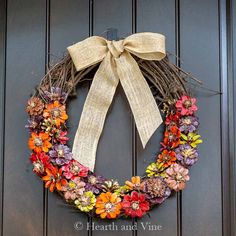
30, 152, 52, 175
121, 191, 150, 218
165, 112, 180, 126
163, 125, 181, 148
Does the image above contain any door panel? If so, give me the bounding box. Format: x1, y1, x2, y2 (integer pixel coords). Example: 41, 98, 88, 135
47, 1, 89, 235
3, 0, 46, 235
180, 1, 222, 236
136, 1, 178, 236
93, 1, 133, 236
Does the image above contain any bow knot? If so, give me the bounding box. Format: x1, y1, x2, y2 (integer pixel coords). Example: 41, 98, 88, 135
107, 40, 124, 58
68, 32, 166, 171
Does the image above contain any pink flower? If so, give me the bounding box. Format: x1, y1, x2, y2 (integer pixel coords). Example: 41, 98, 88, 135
164, 163, 190, 191
62, 177, 86, 201
176, 96, 198, 116
54, 130, 69, 144
62, 160, 89, 179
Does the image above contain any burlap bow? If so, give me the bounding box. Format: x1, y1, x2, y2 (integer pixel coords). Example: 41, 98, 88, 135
68, 32, 166, 171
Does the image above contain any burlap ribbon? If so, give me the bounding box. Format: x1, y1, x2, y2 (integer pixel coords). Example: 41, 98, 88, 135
68, 32, 166, 171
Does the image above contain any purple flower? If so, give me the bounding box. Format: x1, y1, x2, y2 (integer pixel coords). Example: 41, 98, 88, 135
141, 177, 171, 204
49, 144, 72, 165
85, 174, 106, 194
175, 144, 198, 166
179, 116, 199, 133
25, 116, 43, 132
42, 87, 67, 103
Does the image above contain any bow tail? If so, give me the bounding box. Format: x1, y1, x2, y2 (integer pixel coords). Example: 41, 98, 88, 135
72, 53, 119, 171
116, 51, 163, 148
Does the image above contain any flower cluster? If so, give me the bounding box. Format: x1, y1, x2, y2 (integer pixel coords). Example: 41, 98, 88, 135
146, 95, 202, 192
26, 90, 202, 219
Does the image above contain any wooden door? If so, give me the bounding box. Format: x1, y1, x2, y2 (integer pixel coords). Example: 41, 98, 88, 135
0, 0, 235, 236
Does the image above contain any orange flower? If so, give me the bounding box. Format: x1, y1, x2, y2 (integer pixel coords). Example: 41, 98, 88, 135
28, 132, 52, 153
95, 192, 122, 219
43, 101, 68, 127
125, 176, 141, 190
158, 149, 176, 167
163, 125, 181, 148
42, 166, 67, 192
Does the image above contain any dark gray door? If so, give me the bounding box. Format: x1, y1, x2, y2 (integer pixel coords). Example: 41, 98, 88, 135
0, 0, 235, 236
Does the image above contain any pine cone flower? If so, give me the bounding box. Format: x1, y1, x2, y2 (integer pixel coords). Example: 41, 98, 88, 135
61, 177, 86, 201
121, 191, 150, 218
146, 162, 166, 178
62, 160, 89, 179
175, 144, 199, 166
163, 125, 181, 148
26, 97, 44, 116
49, 144, 72, 166
29, 152, 52, 176
42, 87, 67, 103
125, 176, 141, 190
54, 130, 69, 144
96, 192, 122, 219
85, 175, 105, 194
25, 116, 43, 132
28, 132, 52, 153
164, 163, 190, 191
176, 96, 198, 116
74, 191, 96, 212
43, 101, 68, 127
141, 177, 171, 204
179, 116, 199, 133
157, 149, 176, 168
42, 166, 67, 192
180, 132, 203, 148
165, 112, 180, 126
114, 186, 130, 196
102, 179, 120, 192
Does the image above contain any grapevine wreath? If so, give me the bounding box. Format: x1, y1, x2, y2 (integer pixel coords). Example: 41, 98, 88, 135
26, 33, 202, 219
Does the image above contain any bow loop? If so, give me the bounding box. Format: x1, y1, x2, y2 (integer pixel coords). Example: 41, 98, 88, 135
124, 32, 166, 60
67, 36, 108, 71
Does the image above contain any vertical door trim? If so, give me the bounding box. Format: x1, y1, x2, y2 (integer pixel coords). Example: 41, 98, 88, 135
219, 0, 235, 235
0, 0, 7, 235
43, 1, 50, 236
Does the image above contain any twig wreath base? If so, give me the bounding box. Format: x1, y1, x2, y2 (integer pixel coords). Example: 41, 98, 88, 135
26, 54, 202, 219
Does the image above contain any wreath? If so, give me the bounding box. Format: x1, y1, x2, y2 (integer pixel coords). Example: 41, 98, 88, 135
26, 33, 202, 219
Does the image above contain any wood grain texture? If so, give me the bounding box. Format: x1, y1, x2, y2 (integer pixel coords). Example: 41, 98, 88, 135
3, 0, 46, 235
136, 1, 178, 236
180, 1, 222, 236
47, 1, 90, 235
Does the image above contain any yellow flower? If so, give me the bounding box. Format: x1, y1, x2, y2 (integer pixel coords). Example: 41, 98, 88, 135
146, 162, 166, 177
114, 186, 129, 196
74, 191, 96, 212
180, 132, 202, 148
